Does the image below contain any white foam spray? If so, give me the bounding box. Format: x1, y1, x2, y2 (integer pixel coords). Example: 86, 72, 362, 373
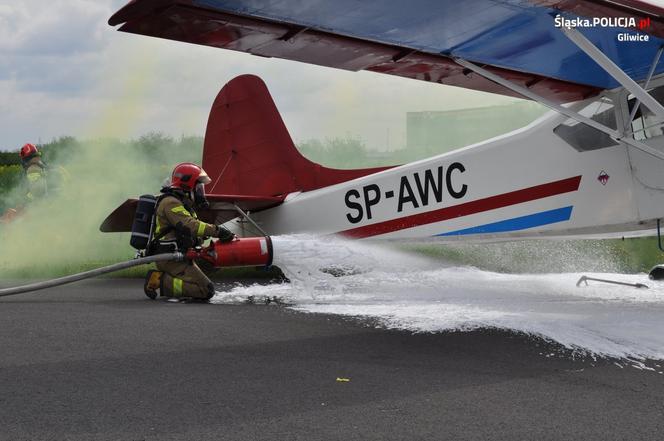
212, 235, 664, 362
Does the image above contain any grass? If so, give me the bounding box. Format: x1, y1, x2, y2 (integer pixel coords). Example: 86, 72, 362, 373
402, 237, 664, 274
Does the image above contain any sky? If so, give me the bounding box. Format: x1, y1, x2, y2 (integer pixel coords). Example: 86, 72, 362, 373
1, 0, 541, 152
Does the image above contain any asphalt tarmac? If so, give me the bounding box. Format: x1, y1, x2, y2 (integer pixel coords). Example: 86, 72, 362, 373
1, 279, 663, 441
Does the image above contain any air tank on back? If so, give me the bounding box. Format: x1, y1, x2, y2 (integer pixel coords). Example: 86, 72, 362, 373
130, 194, 157, 250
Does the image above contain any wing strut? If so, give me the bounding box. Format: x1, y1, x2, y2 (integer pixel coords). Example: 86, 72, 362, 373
560, 27, 664, 122
454, 57, 664, 161
626, 45, 664, 130
234, 204, 269, 237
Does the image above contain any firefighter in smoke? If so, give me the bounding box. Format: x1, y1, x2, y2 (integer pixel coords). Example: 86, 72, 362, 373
1, 143, 48, 223
20, 143, 48, 202
2, 143, 67, 224
144, 162, 234, 301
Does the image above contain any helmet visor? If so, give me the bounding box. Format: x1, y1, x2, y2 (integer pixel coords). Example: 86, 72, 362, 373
194, 182, 210, 209
197, 168, 212, 185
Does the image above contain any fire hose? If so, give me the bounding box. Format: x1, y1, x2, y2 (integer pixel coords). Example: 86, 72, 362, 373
0, 253, 183, 298
0, 236, 273, 298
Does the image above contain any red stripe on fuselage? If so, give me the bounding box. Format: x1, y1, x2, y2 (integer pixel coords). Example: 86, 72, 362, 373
340, 176, 582, 239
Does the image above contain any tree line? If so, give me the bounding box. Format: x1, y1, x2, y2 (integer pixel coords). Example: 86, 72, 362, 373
0, 134, 382, 212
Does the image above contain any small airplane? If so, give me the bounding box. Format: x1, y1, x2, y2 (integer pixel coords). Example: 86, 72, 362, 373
102, 0, 664, 246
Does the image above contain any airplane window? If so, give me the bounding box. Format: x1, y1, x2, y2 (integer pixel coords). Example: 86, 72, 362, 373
628, 86, 664, 141
553, 98, 618, 152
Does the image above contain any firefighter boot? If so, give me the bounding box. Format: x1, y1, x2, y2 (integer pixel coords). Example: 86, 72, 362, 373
206, 283, 216, 301
144, 270, 163, 300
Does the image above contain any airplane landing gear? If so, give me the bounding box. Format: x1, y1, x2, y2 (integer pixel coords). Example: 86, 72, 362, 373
649, 265, 664, 280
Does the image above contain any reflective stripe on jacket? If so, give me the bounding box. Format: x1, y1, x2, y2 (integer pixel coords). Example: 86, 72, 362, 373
25, 161, 47, 200
154, 195, 217, 242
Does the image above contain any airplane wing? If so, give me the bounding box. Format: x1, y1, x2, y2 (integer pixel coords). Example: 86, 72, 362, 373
99, 193, 284, 232
109, 0, 664, 103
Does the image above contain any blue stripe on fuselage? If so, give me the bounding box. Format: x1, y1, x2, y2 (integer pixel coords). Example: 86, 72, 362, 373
437, 206, 573, 236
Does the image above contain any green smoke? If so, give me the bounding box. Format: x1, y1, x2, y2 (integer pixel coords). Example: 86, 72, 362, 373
0, 134, 202, 278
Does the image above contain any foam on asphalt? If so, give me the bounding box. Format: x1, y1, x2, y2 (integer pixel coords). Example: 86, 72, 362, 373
214, 235, 664, 363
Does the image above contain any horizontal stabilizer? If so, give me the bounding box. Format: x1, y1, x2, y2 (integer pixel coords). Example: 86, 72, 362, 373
99, 194, 284, 233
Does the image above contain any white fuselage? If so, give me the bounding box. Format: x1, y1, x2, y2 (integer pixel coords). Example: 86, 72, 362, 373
248, 102, 664, 241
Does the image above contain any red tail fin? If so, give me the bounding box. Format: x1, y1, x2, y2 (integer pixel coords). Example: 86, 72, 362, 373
203, 74, 392, 197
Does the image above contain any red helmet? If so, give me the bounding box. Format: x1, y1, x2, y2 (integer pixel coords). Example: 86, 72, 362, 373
19, 143, 39, 159
170, 163, 211, 191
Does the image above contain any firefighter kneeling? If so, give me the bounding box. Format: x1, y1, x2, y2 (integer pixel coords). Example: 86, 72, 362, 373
144, 163, 234, 301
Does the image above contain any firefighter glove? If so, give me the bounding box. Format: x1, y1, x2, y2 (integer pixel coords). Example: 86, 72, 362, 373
216, 225, 235, 243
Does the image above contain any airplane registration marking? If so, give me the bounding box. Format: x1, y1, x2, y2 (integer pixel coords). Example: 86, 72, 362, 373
344, 162, 467, 224
341, 176, 582, 239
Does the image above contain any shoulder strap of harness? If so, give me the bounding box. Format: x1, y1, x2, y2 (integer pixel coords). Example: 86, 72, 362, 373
149, 193, 174, 243
147, 189, 200, 254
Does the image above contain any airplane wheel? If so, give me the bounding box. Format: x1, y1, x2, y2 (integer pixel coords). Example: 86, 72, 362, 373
648, 265, 664, 280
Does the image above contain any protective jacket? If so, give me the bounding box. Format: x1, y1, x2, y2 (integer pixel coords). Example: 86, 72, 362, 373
24, 157, 47, 201
153, 192, 217, 249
